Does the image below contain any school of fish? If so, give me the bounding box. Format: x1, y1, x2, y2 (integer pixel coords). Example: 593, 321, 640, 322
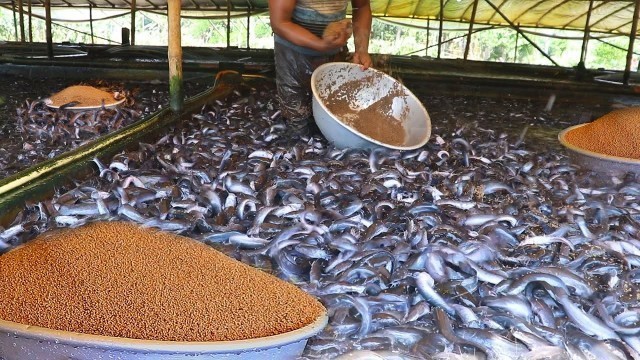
2, 76, 640, 360
0, 77, 208, 179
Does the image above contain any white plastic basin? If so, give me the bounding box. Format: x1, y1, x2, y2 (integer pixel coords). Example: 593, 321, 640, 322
0, 312, 328, 360
311, 62, 431, 150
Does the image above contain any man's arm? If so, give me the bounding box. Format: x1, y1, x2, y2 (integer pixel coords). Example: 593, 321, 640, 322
268, 0, 349, 52
351, 0, 373, 69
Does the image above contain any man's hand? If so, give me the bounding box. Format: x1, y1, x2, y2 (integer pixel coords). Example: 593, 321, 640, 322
351, 0, 372, 69
352, 51, 373, 70
320, 30, 350, 53
269, 0, 348, 53
323, 20, 353, 40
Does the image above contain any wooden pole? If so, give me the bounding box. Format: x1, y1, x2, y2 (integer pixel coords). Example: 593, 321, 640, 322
11, 0, 17, 41
17, 0, 25, 42
579, 0, 594, 66
623, 0, 640, 85
89, 4, 94, 44
426, 18, 430, 57
227, 0, 231, 47
437, 0, 443, 59
27, 0, 32, 42
121, 27, 130, 44
514, 24, 519, 62
464, 0, 478, 60
131, 0, 136, 45
45, 0, 53, 58
168, 0, 184, 112
246, 5, 250, 48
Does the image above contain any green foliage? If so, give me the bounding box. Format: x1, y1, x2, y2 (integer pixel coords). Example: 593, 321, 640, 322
589, 37, 629, 70
0, 7, 16, 41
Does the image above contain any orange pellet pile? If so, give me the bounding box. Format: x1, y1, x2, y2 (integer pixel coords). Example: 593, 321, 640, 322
564, 106, 640, 160
0, 221, 325, 342
49, 85, 116, 107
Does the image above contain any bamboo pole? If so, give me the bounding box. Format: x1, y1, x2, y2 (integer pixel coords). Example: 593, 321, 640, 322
27, 0, 32, 42
437, 0, 443, 59
17, 0, 25, 42
45, 0, 53, 59
168, 0, 184, 112
131, 0, 136, 45
227, 0, 231, 47
426, 18, 429, 57
623, 0, 640, 85
11, 0, 17, 41
579, 0, 594, 66
514, 23, 519, 62
464, 0, 478, 60
246, 5, 250, 48
90, 4, 94, 44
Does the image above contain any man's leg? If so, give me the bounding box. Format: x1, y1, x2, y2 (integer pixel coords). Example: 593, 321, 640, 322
274, 43, 332, 137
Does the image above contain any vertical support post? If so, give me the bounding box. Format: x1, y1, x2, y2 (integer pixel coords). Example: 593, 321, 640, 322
437, 0, 443, 59
579, 0, 594, 66
89, 4, 94, 44
12, 0, 18, 41
246, 5, 250, 48
45, 0, 53, 58
623, 0, 640, 85
17, 0, 25, 42
464, 0, 478, 60
27, 0, 32, 42
227, 0, 231, 47
121, 28, 130, 44
168, 0, 184, 112
514, 23, 519, 62
426, 18, 430, 57
131, 0, 136, 45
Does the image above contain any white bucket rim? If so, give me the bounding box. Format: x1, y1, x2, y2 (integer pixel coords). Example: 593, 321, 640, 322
0, 312, 328, 354
44, 97, 125, 110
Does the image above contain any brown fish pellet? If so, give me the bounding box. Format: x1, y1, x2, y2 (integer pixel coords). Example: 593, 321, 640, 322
49, 85, 116, 107
0, 221, 325, 342
565, 107, 640, 160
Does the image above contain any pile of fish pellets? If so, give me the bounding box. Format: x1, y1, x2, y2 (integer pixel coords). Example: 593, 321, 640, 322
2, 77, 639, 359
48, 85, 118, 107
565, 106, 640, 159
0, 221, 325, 341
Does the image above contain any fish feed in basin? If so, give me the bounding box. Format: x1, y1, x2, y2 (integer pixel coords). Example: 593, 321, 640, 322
44, 85, 125, 110
0, 221, 328, 360
558, 107, 640, 175
311, 62, 431, 150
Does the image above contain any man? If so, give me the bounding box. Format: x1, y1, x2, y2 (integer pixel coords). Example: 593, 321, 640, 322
269, 0, 373, 137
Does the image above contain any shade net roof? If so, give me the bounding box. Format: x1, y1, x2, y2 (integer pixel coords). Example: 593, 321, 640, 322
0, 0, 638, 36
